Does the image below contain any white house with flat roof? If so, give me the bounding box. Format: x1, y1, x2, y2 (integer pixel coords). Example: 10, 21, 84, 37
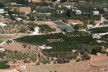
0, 48, 5, 52
32, 26, 40, 35
57, 0, 61, 2
93, 11, 99, 15
0, 22, 7, 26
16, 18, 23, 21
0, 9, 5, 14
65, 5, 71, 9
76, 10, 82, 14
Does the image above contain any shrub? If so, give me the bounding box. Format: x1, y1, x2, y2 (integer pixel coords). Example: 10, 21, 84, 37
0, 61, 10, 69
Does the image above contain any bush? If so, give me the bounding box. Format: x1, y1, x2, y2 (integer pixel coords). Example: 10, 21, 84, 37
76, 58, 81, 62
0, 61, 10, 69
89, 27, 108, 33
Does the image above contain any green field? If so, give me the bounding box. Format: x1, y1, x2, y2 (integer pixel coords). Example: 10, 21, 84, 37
15, 31, 98, 53
15, 31, 102, 61
0, 61, 10, 69
39, 25, 55, 32
58, 25, 74, 32
89, 27, 108, 33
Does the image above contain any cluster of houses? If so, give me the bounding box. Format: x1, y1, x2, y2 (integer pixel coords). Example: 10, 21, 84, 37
0, 2, 32, 22
56, 5, 100, 16
88, 21, 108, 43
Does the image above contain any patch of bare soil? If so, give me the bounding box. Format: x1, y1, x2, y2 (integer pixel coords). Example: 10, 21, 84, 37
0, 36, 13, 42
90, 54, 108, 67
67, 19, 84, 24
18, 55, 108, 72
18, 60, 95, 72
28, 0, 41, 2
0, 69, 19, 72
94, 20, 100, 24
2, 42, 36, 52
58, 60, 94, 72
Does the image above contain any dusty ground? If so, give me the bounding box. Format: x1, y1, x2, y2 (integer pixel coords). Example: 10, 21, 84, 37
2, 42, 36, 52
0, 36, 13, 42
67, 19, 84, 24
67, 19, 100, 25
28, 0, 41, 2
1, 57, 108, 72
0, 69, 19, 72
90, 54, 108, 67
17, 60, 94, 72
1, 42, 108, 72
16, 54, 108, 72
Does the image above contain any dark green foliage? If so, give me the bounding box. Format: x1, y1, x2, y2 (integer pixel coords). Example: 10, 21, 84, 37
82, 53, 91, 60
0, 2, 4, 8
86, 0, 108, 2
0, 61, 10, 69
15, 31, 97, 53
39, 25, 55, 32
27, 23, 55, 32
66, 9, 71, 17
60, 0, 67, 3
73, 24, 79, 30
102, 34, 108, 38
15, 31, 102, 61
0, 52, 6, 59
89, 27, 108, 33
103, 13, 108, 20
12, 0, 29, 5
91, 46, 102, 54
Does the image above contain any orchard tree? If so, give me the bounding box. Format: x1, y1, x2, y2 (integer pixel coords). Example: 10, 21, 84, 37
0, 2, 4, 8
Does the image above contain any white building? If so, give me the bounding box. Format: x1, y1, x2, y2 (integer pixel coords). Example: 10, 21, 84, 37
39, 45, 52, 50
97, 40, 106, 43
71, 22, 78, 27
60, 10, 64, 14
65, 5, 71, 9
16, 18, 23, 21
32, 27, 40, 35
0, 9, 5, 14
0, 22, 7, 26
58, 5, 61, 8
87, 25, 93, 29
0, 48, 5, 52
57, 0, 61, 2
92, 34, 101, 39
75, 10, 82, 14
93, 11, 99, 15
72, 22, 77, 25
20, 66, 27, 69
